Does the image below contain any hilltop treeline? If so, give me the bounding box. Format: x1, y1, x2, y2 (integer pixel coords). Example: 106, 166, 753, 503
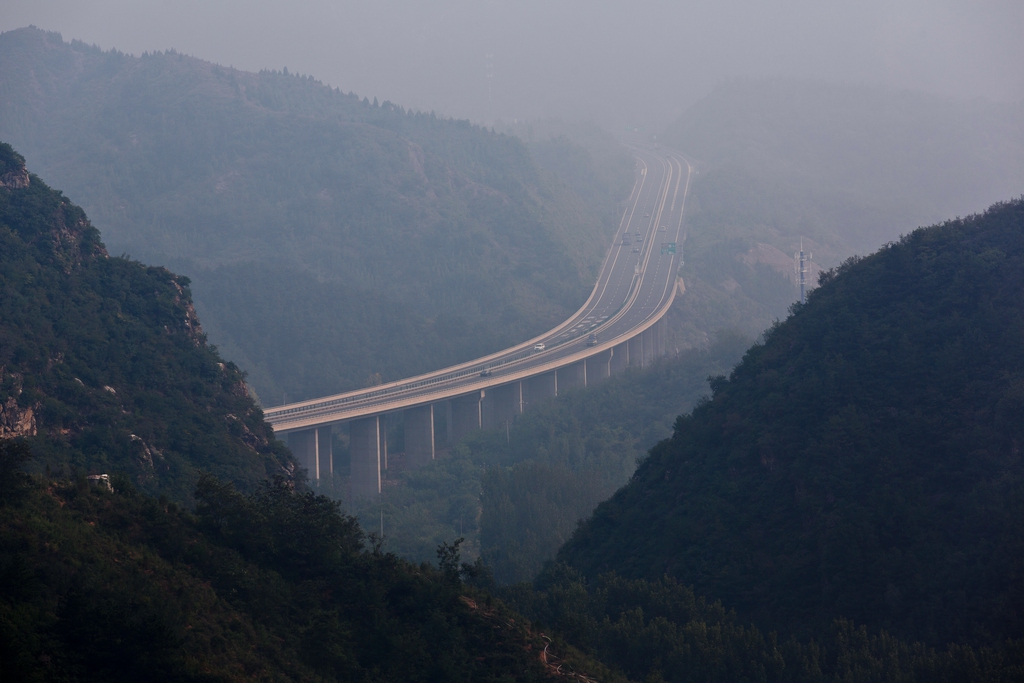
0, 27, 632, 403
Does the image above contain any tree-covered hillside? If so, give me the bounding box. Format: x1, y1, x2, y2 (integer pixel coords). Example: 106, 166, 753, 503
0, 141, 290, 500
0, 27, 630, 404
0, 141, 616, 682
0, 448, 617, 683
561, 198, 1024, 647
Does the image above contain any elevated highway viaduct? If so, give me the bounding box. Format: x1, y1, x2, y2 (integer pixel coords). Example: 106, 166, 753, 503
265, 146, 693, 499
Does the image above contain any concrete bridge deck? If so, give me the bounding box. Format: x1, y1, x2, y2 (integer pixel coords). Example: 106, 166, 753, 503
265, 145, 693, 498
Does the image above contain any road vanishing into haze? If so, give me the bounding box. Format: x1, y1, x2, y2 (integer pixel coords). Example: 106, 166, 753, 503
266, 145, 692, 434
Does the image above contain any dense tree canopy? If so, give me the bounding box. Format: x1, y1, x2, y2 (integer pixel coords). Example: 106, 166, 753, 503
561, 199, 1024, 647
0, 141, 290, 500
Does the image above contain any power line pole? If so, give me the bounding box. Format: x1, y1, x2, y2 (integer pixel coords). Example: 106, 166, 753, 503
795, 239, 812, 304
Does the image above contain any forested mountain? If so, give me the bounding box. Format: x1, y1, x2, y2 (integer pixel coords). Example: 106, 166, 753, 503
0, 142, 618, 681
0, 27, 630, 404
560, 198, 1024, 648
660, 79, 1024, 351
0, 142, 289, 500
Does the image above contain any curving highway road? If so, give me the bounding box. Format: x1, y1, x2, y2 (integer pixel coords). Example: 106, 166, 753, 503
266, 145, 692, 434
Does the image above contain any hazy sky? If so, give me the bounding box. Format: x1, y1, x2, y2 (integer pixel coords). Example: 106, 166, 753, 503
3, 0, 1021, 128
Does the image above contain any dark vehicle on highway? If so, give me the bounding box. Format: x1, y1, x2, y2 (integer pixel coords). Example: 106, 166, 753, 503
586, 333, 598, 347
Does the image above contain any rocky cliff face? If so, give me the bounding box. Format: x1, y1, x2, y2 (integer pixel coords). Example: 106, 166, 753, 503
0, 373, 36, 438
0, 141, 29, 188
0, 165, 29, 189
0, 141, 293, 501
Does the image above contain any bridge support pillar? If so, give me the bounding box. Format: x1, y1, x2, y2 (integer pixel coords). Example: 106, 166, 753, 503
586, 349, 612, 384
557, 360, 587, 392
642, 327, 655, 364
288, 427, 333, 480
628, 335, 644, 368
404, 404, 435, 469
647, 319, 666, 360
482, 383, 520, 431
380, 414, 388, 471
611, 342, 629, 374
317, 426, 333, 477
350, 416, 381, 500
523, 371, 557, 411
450, 391, 483, 444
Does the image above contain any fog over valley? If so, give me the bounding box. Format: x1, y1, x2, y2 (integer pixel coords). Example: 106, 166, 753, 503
3, 0, 1022, 127
2, 4, 1024, 681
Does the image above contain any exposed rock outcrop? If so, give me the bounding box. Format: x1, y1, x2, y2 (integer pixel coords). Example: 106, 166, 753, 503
0, 165, 29, 189
0, 396, 36, 438
0, 142, 30, 189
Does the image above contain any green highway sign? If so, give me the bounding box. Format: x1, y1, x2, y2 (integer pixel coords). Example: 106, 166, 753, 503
660, 242, 676, 255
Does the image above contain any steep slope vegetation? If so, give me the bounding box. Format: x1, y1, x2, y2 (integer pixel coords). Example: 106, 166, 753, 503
0, 466, 612, 683
561, 198, 1024, 647
0, 144, 615, 682
0, 27, 629, 403
0, 142, 290, 500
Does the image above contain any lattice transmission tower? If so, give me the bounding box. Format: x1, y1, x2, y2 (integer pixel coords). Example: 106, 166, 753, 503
795, 239, 812, 304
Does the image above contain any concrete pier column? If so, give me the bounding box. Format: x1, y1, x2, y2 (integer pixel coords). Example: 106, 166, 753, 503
586, 349, 612, 384
287, 429, 318, 479
482, 383, 521, 430
404, 404, 435, 469
650, 319, 660, 359
380, 414, 388, 471
317, 426, 333, 476
557, 360, 587, 392
523, 371, 557, 410
450, 391, 483, 444
642, 327, 655, 364
611, 342, 629, 374
350, 416, 381, 500
628, 335, 645, 368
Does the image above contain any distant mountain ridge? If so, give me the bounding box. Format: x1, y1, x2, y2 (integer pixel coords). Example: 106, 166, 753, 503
666, 79, 1024, 255
656, 79, 1024, 356
560, 198, 1024, 647
0, 26, 630, 404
